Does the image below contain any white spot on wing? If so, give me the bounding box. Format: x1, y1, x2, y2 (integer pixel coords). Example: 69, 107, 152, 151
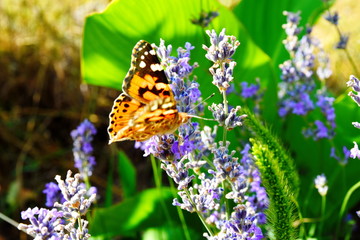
140, 55, 145, 60
162, 102, 175, 109
150, 63, 163, 72
144, 51, 149, 55
149, 50, 156, 55
140, 61, 146, 68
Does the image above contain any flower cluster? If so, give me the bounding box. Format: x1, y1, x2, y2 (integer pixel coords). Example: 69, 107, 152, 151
240, 80, 262, 115
303, 90, 336, 140
18, 171, 96, 240
203, 29, 246, 130
43, 120, 97, 207
135, 39, 205, 161
346, 75, 360, 159
137, 30, 266, 239
43, 182, 65, 207
330, 146, 351, 165
279, 11, 335, 141
240, 81, 260, 99
71, 119, 97, 179
203, 29, 240, 92
314, 174, 328, 197
208, 104, 246, 130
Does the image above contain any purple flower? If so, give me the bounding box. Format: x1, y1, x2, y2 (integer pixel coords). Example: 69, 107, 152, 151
347, 75, 360, 92
209, 104, 246, 130
292, 93, 315, 115
71, 119, 97, 178
54, 170, 97, 217
317, 93, 335, 124
43, 182, 65, 207
136, 40, 203, 161
279, 11, 332, 120
335, 34, 349, 49
315, 120, 329, 139
324, 12, 339, 25
137, 36, 265, 239
18, 207, 64, 240
241, 82, 260, 98
330, 146, 350, 165
282, 11, 302, 41
279, 11, 338, 142
240, 144, 268, 224
347, 75, 360, 106
303, 120, 332, 140
203, 29, 240, 92
346, 75, 360, 158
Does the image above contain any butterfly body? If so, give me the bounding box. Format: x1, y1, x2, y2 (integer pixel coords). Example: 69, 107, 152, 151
108, 40, 189, 143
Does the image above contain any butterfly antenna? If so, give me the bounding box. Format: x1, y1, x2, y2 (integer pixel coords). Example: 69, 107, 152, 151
188, 93, 216, 121
191, 93, 215, 111
188, 114, 215, 121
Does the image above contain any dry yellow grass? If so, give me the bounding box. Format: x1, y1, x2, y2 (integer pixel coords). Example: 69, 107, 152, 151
312, 0, 360, 95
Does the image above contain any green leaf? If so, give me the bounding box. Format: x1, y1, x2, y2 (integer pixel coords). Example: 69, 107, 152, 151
82, 0, 277, 121
6, 181, 21, 210
233, 0, 324, 69
89, 187, 174, 238
142, 224, 201, 240
118, 151, 136, 198
105, 150, 115, 207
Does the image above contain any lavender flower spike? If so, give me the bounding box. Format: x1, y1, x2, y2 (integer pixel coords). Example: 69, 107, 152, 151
209, 104, 246, 130
203, 28, 240, 92
347, 75, 360, 159
18, 207, 64, 239
71, 119, 97, 179
54, 170, 97, 218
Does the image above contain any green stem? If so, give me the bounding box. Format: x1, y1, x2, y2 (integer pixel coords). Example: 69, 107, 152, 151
150, 155, 161, 188
343, 48, 360, 77
83, 174, 91, 190
168, 180, 192, 240
319, 195, 326, 236
220, 88, 231, 220
184, 189, 214, 236
77, 214, 83, 234
336, 181, 360, 239
150, 155, 172, 240
221, 90, 228, 143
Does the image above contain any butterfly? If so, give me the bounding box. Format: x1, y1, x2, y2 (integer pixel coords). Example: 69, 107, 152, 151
107, 40, 190, 143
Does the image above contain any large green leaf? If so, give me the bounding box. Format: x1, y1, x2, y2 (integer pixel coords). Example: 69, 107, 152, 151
90, 187, 175, 238
82, 0, 277, 122
143, 224, 201, 240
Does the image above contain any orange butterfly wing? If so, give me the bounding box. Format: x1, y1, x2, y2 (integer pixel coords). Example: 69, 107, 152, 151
107, 40, 189, 143
122, 40, 174, 103
107, 93, 145, 143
